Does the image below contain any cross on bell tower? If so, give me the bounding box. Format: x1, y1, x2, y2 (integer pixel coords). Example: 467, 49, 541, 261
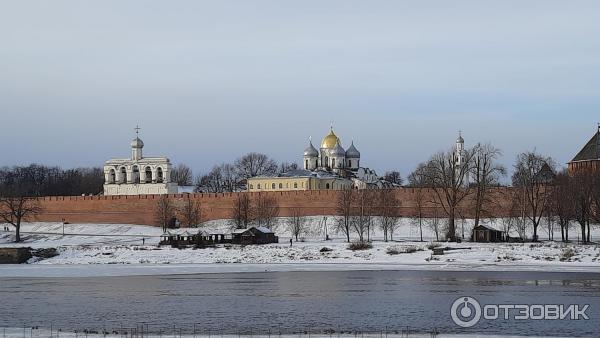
131, 125, 144, 160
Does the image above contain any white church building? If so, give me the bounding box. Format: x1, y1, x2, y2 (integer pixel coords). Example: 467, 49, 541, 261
103, 129, 178, 195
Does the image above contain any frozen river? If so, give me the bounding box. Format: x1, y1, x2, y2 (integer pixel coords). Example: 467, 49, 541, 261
1, 270, 599, 337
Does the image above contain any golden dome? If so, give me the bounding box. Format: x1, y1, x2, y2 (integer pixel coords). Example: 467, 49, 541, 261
321, 127, 341, 149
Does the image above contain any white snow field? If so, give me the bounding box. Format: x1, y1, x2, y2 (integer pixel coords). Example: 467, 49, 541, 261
1, 217, 599, 277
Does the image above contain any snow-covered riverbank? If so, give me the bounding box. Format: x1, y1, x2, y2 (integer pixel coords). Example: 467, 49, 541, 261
1, 220, 599, 276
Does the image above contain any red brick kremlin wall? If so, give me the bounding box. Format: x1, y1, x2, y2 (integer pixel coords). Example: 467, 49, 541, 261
32, 188, 516, 226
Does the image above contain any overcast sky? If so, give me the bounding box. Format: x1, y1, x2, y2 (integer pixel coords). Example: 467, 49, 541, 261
1, 1, 599, 178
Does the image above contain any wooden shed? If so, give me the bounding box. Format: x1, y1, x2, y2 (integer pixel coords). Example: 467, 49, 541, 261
472, 224, 506, 243
231, 227, 279, 245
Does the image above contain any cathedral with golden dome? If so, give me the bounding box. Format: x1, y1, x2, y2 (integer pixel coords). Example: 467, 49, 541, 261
247, 126, 392, 192
303, 127, 361, 173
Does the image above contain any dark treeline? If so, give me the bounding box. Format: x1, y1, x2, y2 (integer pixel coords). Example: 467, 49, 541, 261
196, 152, 298, 193
0, 164, 104, 197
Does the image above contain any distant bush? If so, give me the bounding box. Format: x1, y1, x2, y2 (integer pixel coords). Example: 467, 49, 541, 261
386, 247, 401, 255
320, 247, 333, 253
427, 242, 441, 250
560, 247, 575, 261
348, 241, 373, 251
403, 245, 418, 253
386, 245, 418, 255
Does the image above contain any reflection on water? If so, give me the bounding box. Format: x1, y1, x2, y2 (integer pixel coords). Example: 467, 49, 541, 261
0, 270, 599, 336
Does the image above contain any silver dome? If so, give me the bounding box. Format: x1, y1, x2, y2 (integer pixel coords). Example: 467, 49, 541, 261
303, 141, 318, 157
331, 140, 345, 156
345, 141, 360, 158
131, 137, 144, 148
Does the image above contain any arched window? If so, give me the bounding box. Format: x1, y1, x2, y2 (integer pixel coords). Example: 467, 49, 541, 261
332, 158, 336, 168
250, 184, 254, 189
294, 182, 298, 189
305, 159, 308, 169
108, 169, 116, 184
279, 183, 283, 189
257, 183, 261, 189
120, 167, 127, 183
347, 160, 351, 167
326, 183, 330, 189
157, 167, 164, 183
145, 166, 152, 183
272, 183, 276, 189
132, 166, 140, 184
324, 156, 329, 167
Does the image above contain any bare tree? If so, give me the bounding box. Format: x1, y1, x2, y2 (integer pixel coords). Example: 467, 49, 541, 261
572, 171, 594, 243
255, 194, 280, 229
196, 163, 240, 193
234, 153, 278, 179
155, 195, 176, 232
408, 163, 432, 242
221, 163, 239, 192
412, 190, 426, 242
470, 143, 506, 228
180, 198, 202, 228
589, 173, 600, 242
512, 151, 556, 241
287, 208, 307, 241
422, 147, 475, 241
383, 171, 403, 186
171, 164, 193, 186
335, 188, 354, 242
352, 189, 375, 242
231, 193, 253, 229
0, 197, 41, 242
547, 170, 575, 242
197, 165, 224, 193
378, 189, 400, 241
428, 211, 442, 242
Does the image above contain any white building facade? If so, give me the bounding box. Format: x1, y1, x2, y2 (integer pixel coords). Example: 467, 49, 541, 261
103, 133, 178, 195
454, 131, 469, 185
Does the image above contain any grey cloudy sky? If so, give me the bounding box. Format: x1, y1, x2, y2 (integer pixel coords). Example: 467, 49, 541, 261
1, 1, 599, 177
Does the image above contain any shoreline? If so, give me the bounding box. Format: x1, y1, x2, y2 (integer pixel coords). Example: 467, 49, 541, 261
2, 261, 600, 278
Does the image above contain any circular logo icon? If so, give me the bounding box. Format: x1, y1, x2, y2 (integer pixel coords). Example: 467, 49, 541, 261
451, 296, 482, 328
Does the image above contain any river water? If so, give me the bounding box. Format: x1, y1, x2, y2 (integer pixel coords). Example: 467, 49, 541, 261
0, 270, 599, 337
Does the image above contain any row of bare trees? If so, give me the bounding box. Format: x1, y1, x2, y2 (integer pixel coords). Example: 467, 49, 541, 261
335, 189, 401, 242
408, 143, 507, 241
547, 170, 600, 243
154, 196, 203, 232
195, 153, 297, 193
404, 140, 595, 243
230, 193, 280, 230
0, 164, 104, 196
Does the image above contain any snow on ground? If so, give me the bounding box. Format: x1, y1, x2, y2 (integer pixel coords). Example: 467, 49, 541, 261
1, 218, 600, 275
